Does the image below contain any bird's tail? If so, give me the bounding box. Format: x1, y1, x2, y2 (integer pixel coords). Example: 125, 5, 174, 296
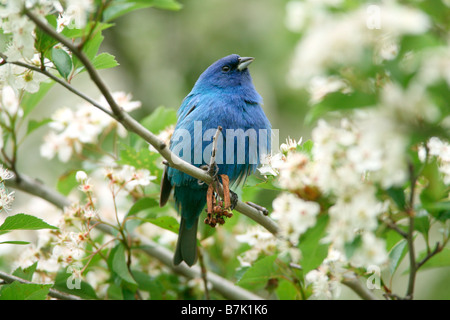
174, 216, 199, 266
173, 186, 206, 266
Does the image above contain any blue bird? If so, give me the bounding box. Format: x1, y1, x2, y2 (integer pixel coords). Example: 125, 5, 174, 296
160, 54, 271, 266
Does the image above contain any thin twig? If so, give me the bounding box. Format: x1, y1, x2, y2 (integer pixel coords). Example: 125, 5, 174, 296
197, 249, 210, 300
405, 162, 417, 299
416, 242, 443, 269
382, 217, 408, 238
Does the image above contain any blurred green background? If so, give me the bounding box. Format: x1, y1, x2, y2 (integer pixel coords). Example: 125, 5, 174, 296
102, 0, 312, 140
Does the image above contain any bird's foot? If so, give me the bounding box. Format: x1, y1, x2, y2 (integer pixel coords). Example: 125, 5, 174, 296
229, 190, 238, 211
200, 163, 219, 179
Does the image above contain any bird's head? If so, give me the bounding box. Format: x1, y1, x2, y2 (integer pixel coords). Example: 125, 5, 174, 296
194, 54, 256, 91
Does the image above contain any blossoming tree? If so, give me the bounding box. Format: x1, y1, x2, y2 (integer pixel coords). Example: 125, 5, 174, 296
0, 0, 449, 300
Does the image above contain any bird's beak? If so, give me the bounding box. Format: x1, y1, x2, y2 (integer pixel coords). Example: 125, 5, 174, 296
237, 57, 254, 71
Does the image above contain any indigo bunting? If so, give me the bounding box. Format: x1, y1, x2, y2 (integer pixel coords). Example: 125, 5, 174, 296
160, 54, 271, 266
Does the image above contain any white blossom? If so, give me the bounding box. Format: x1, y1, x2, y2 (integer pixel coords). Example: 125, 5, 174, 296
287, 3, 430, 87
1, 85, 22, 119
75, 170, 88, 183
325, 185, 385, 249
427, 137, 450, 184
279, 136, 301, 154
272, 193, 320, 245
305, 269, 340, 300
236, 226, 276, 266
257, 152, 285, 177
308, 76, 350, 104
40, 130, 77, 162
350, 233, 388, 268
0, 187, 15, 213
0, 165, 14, 181
63, 0, 94, 29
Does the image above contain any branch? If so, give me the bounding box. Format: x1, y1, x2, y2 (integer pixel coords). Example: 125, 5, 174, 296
0, 270, 82, 300
341, 273, 379, 301
416, 242, 443, 270
22, 9, 279, 236
405, 162, 417, 299
9, 173, 264, 300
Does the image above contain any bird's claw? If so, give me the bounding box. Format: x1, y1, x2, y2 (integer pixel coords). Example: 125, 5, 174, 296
229, 190, 238, 211
198, 163, 219, 185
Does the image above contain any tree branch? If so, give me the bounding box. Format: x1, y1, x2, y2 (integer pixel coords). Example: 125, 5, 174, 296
21, 8, 279, 236
405, 162, 417, 299
341, 273, 379, 300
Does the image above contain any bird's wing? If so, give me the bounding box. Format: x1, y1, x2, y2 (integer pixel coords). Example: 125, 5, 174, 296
159, 165, 173, 207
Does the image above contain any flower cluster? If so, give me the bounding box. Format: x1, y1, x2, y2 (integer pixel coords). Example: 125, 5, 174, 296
40, 91, 141, 162
235, 226, 277, 266
103, 165, 156, 194
0, 165, 15, 213
286, 0, 430, 90
424, 137, 450, 184
305, 249, 346, 299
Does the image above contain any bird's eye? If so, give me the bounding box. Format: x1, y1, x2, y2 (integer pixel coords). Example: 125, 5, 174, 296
222, 66, 230, 72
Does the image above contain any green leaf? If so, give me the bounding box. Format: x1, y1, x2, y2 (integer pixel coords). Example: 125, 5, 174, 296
103, 0, 181, 22
140, 106, 177, 135
26, 118, 52, 136
298, 214, 329, 274
0, 213, 58, 233
53, 269, 98, 300
417, 247, 450, 272
131, 270, 164, 300
103, 2, 152, 22
51, 48, 73, 80
276, 279, 299, 300
150, 0, 182, 10
0, 241, 31, 245
297, 139, 314, 158
243, 175, 280, 191
421, 201, 450, 221
388, 239, 408, 275
61, 22, 113, 39
386, 187, 406, 210
0, 282, 51, 300
420, 158, 448, 220
21, 81, 55, 118
73, 30, 104, 72
57, 171, 78, 196
127, 197, 159, 217
35, 15, 58, 54
13, 262, 38, 282
92, 52, 119, 69
414, 212, 430, 242
118, 143, 162, 177
344, 235, 362, 260
237, 255, 277, 290
112, 244, 138, 287
142, 216, 179, 234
